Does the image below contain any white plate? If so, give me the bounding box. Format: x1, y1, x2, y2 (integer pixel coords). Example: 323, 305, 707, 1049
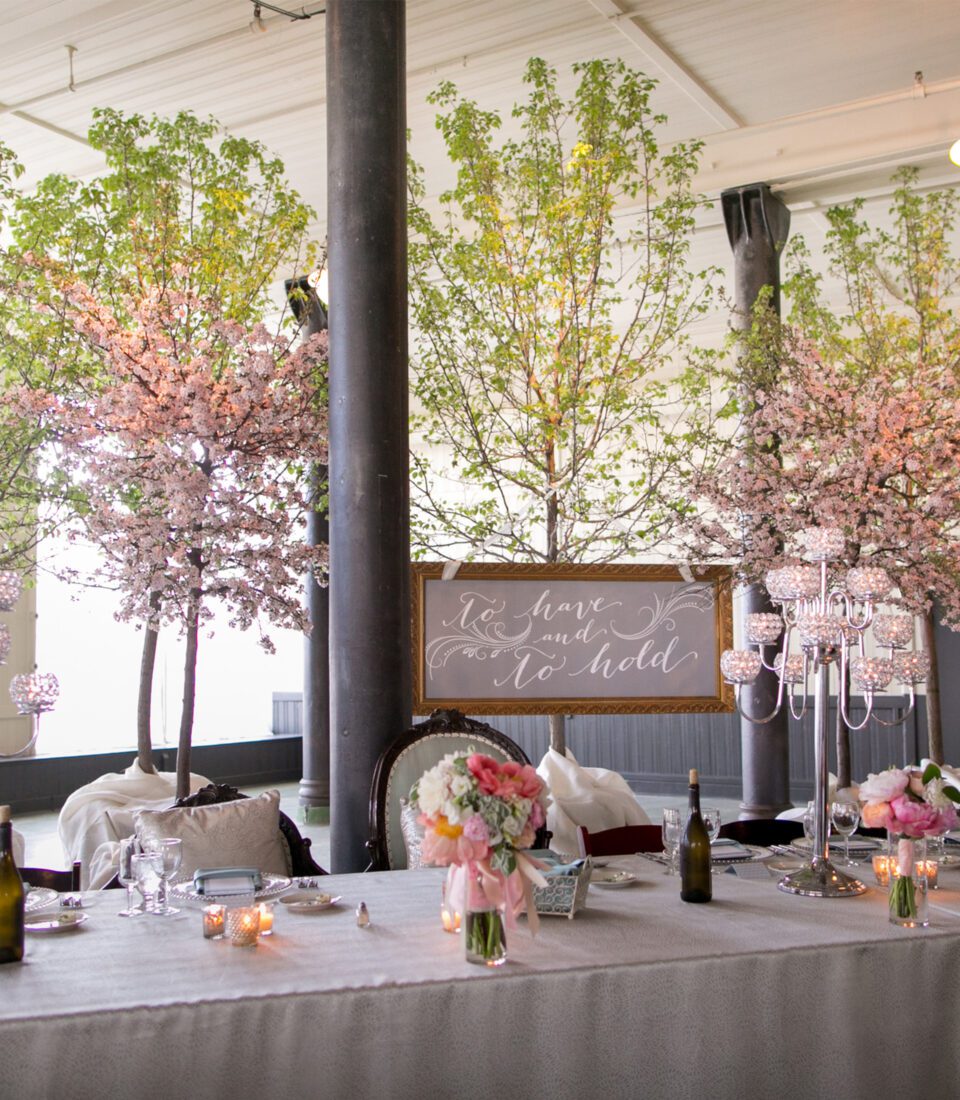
170, 873, 292, 907
590, 869, 639, 888
23, 887, 58, 914
24, 911, 88, 934
279, 891, 342, 912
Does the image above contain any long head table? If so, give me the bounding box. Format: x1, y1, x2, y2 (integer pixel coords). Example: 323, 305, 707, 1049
4, 858, 960, 1100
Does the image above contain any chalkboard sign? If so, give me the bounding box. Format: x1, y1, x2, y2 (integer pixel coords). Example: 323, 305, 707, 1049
412, 563, 734, 715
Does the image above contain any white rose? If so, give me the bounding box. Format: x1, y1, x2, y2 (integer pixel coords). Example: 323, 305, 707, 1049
450, 774, 472, 797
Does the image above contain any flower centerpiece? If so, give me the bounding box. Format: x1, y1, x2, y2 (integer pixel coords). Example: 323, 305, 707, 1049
411, 751, 550, 965
859, 764, 960, 926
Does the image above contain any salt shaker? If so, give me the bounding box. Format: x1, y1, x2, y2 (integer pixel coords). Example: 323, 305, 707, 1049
356, 901, 370, 928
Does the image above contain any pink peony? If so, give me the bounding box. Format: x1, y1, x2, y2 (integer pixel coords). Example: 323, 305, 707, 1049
889, 794, 942, 838
861, 800, 893, 831
462, 814, 490, 844
422, 827, 489, 867
467, 754, 544, 801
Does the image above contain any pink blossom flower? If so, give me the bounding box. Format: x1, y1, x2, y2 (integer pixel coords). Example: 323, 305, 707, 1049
462, 814, 490, 844
889, 794, 942, 838
859, 769, 909, 803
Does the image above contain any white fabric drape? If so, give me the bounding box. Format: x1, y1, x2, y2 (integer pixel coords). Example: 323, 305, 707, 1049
537, 747, 650, 855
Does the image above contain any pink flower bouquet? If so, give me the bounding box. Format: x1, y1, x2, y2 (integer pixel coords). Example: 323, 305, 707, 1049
411, 750, 550, 941
858, 763, 960, 924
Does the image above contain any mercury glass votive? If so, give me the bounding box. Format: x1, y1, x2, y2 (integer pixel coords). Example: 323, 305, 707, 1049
226, 905, 260, 947
0, 624, 9, 666
745, 613, 784, 646
893, 650, 930, 685
779, 565, 821, 601
872, 614, 914, 649
845, 566, 893, 601
872, 854, 892, 887
797, 613, 843, 647
202, 904, 226, 939
774, 653, 806, 684
9, 671, 60, 715
720, 649, 762, 685
850, 655, 895, 691
0, 570, 23, 612
798, 526, 845, 562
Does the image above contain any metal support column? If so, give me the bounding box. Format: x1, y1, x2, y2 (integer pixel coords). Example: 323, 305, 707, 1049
721, 182, 792, 819
286, 278, 330, 822
326, 0, 410, 871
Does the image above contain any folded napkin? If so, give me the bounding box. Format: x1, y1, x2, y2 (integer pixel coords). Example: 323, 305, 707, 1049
710, 838, 753, 861
536, 748, 650, 857
195, 877, 257, 896
193, 867, 263, 895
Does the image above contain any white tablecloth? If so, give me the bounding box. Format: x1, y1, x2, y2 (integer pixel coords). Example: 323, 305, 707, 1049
3, 861, 960, 1100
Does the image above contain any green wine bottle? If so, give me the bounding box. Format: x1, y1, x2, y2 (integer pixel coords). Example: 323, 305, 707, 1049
0, 805, 24, 963
679, 768, 712, 903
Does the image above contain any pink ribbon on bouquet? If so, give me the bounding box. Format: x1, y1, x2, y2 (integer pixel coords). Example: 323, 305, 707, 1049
446, 853, 548, 935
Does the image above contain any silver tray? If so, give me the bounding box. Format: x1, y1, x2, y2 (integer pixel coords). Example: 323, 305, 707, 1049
24, 887, 58, 913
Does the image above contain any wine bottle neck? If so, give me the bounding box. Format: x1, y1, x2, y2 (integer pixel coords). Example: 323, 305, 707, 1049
687, 784, 701, 815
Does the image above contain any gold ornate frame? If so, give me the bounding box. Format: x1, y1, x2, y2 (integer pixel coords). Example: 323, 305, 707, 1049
411, 562, 734, 715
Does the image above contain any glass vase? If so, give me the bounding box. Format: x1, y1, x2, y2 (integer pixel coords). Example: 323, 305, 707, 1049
464, 872, 507, 967
888, 835, 929, 928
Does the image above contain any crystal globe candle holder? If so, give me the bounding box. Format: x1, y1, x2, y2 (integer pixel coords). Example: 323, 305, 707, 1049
893, 650, 930, 685
774, 653, 806, 684
9, 671, 60, 715
764, 568, 795, 602
872, 614, 914, 649
799, 526, 845, 562
846, 566, 893, 601
0, 570, 22, 612
779, 565, 821, 601
850, 656, 894, 692
797, 614, 843, 647
745, 613, 784, 646
720, 649, 762, 684
0, 624, 9, 666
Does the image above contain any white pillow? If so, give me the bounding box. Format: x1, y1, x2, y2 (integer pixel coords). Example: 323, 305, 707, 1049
134, 790, 288, 878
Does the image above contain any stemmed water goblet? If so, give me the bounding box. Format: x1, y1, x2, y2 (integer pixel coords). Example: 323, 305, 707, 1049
117, 836, 143, 917
146, 837, 183, 916
661, 808, 682, 874
830, 800, 861, 867
132, 852, 159, 913
702, 808, 722, 844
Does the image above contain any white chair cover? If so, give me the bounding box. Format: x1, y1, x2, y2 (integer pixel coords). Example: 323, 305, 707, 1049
536, 747, 650, 857
58, 757, 208, 888
12, 828, 24, 866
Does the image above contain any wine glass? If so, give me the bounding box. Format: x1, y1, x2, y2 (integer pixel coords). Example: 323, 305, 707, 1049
702, 808, 722, 844
117, 836, 143, 917
802, 800, 816, 842
132, 852, 159, 913
830, 800, 861, 866
146, 838, 183, 916
661, 808, 682, 875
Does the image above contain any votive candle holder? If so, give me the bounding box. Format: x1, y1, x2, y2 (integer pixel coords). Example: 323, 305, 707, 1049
872, 854, 892, 887
202, 904, 226, 939
257, 901, 275, 935
227, 905, 261, 947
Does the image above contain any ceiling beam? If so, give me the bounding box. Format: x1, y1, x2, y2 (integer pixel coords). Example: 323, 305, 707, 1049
584, 0, 742, 130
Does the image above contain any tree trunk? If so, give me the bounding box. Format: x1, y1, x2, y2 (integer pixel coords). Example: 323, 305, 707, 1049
545, 489, 566, 755
921, 607, 942, 763
835, 662, 851, 790
176, 593, 201, 800
136, 591, 161, 775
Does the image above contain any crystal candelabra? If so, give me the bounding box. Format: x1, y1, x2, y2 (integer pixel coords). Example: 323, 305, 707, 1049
721, 526, 928, 899
9, 671, 60, 716
0, 570, 23, 612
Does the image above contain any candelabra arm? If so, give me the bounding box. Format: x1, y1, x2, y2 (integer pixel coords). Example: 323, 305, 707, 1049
732, 673, 788, 725
838, 683, 875, 732
788, 685, 808, 722
868, 688, 916, 729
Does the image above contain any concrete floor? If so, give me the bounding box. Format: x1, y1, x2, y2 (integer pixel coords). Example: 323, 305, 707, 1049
15, 781, 746, 870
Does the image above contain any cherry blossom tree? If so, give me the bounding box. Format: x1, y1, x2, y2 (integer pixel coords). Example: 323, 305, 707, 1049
15, 281, 328, 797
0, 109, 322, 773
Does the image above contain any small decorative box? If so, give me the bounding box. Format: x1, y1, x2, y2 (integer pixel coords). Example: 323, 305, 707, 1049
530, 850, 592, 919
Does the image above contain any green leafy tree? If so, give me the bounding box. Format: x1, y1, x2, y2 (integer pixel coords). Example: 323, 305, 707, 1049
0, 110, 322, 774
408, 59, 729, 751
